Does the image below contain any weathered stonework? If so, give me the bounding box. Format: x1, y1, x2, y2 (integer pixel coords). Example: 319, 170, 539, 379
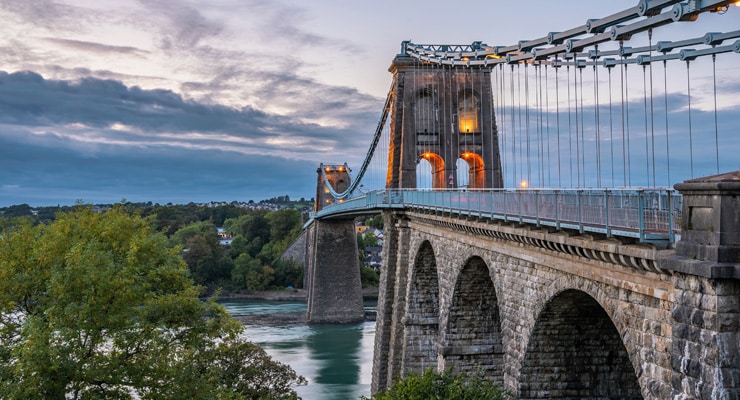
372, 195, 740, 399
305, 219, 364, 324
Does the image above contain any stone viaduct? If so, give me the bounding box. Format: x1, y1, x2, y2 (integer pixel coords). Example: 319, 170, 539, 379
371, 172, 740, 399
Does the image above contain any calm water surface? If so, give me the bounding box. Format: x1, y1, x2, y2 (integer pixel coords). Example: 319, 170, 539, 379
220, 300, 376, 400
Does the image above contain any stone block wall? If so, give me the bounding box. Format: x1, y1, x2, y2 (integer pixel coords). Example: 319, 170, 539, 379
305, 219, 364, 324
372, 211, 736, 399
670, 275, 740, 399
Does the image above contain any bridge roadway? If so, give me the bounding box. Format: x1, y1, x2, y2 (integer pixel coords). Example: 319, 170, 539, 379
313, 188, 681, 248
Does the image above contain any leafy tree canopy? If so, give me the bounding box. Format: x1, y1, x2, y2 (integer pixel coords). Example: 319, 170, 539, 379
0, 206, 305, 399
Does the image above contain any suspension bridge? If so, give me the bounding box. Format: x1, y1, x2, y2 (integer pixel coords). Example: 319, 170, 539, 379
296, 1, 740, 398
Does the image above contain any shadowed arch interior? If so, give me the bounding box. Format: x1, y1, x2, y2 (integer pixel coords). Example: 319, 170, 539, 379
402, 240, 440, 375
519, 289, 641, 399
440, 256, 503, 384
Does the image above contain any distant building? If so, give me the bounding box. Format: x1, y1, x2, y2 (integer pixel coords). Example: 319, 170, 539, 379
216, 227, 233, 246
364, 246, 383, 270
355, 221, 371, 234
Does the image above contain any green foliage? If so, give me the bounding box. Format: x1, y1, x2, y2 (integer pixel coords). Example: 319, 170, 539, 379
221, 209, 304, 292
360, 266, 379, 288
170, 221, 232, 287
0, 206, 305, 399
364, 368, 511, 400
273, 258, 304, 288
232, 254, 274, 291
365, 214, 384, 229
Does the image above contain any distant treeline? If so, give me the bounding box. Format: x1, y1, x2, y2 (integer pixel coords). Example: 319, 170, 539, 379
0, 198, 313, 294
0, 197, 313, 228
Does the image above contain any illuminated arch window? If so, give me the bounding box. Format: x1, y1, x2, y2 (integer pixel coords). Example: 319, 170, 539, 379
457, 91, 479, 134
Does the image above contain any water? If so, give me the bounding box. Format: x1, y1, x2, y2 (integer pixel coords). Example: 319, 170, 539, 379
220, 300, 376, 400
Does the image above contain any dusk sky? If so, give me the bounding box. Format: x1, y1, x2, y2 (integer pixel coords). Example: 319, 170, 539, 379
1, 0, 739, 206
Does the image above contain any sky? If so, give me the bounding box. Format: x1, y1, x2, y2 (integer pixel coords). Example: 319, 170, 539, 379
1, 0, 739, 206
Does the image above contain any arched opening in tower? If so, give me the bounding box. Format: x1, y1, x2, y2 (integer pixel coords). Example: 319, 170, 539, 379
440, 256, 503, 384
402, 241, 439, 375
459, 152, 485, 189
519, 289, 642, 399
417, 152, 446, 189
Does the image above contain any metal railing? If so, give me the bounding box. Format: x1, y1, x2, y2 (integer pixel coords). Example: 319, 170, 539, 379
313, 188, 682, 247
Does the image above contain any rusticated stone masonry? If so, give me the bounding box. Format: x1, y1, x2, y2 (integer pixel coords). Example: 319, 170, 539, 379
371, 171, 740, 399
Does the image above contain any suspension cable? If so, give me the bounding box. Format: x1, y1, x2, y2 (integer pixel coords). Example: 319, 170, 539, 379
712, 53, 720, 174
620, 42, 627, 187
663, 59, 671, 186
648, 29, 657, 188
567, 64, 574, 187
545, 64, 552, 187
593, 48, 602, 188
642, 64, 650, 187
608, 64, 615, 187
511, 63, 517, 187
525, 62, 532, 186
625, 61, 632, 186
686, 60, 694, 179
555, 61, 562, 187
578, 63, 585, 187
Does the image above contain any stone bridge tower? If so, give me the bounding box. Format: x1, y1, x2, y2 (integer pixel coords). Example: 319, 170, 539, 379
304, 164, 364, 324
386, 42, 503, 189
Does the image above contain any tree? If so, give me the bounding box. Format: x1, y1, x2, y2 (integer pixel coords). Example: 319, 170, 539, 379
0, 206, 305, 399
272, 258, 304, 288
364, 368, 510, 400
366, 214, 384, 230
232, 253, 274, 291
171, 221, 232, 287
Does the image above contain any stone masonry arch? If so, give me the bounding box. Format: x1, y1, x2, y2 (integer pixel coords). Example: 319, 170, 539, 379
438, 256, 504, 384
401, 240, 440, 375
519, 288, 642, 399
375, 212, 677, 397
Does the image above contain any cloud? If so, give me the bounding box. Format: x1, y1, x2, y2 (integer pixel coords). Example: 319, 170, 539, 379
43, 38, 149, 56
0, 71, 382, 206
0, 71, 375, 153
0, 0, 80, 30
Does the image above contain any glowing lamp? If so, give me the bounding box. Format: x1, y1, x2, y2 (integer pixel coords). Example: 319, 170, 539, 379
520, 180, 529, 189
325, 167, 331, 173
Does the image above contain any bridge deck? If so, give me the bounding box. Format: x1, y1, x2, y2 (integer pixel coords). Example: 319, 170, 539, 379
313, 188, 681, 248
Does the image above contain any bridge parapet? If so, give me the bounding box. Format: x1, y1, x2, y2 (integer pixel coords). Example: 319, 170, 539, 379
314, 187, 681, 248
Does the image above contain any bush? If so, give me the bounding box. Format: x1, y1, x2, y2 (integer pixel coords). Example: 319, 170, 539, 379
360, 266, 379, 288
363, 368, 511, 400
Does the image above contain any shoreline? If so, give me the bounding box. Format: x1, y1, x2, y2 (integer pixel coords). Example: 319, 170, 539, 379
216, 287, 379, 302
222, 288, 379, 326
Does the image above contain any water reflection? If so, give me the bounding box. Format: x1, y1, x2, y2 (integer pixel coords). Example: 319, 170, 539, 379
222, 300, 375, 400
